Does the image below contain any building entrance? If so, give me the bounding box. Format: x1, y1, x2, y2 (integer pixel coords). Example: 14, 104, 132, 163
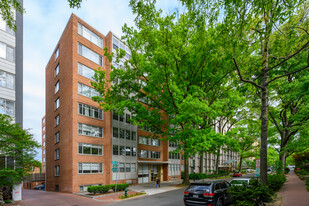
138, 164, 158, 183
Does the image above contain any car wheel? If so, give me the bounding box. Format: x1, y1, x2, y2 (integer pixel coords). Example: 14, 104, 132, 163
39, 187, 41, 190
216, 199, 223, 206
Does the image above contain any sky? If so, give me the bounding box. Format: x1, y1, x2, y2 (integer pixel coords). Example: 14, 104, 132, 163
23, 0, 180, 161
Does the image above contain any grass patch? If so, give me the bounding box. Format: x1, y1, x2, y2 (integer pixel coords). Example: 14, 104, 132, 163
119, 192, 146, 199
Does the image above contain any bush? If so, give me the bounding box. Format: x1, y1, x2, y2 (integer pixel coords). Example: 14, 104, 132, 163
87, 184, 129, 194
228, 184, 273, 206
284, 167, 290, 174
305, 178, 309, 191
267, 174, 286, 192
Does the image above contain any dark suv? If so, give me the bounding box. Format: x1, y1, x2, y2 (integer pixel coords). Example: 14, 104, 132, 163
183, 180, 232, 206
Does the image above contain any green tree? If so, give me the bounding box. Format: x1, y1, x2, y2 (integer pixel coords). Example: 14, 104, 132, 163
181, 0, 309, 185
0, 114, 39, 204
92, 0, 234, 184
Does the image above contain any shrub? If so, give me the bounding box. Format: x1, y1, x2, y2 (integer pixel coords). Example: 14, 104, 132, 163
228, 183, 273, 206
267, 174, 286, 192
306, 178, 309, 191
284, 167, 290, 174
110, 183, 129, 192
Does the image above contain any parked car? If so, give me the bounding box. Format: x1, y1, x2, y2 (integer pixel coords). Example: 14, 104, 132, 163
34, 183, 45, 190
183, 180, 232, 206
232, 172, 242, 177
267, 168, 273, 174
246, 168, 254, 173
229, 178, 251, 186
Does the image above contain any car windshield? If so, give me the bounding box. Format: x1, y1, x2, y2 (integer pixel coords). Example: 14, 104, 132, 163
187, 185, 211, 192
230, 180, 248, 185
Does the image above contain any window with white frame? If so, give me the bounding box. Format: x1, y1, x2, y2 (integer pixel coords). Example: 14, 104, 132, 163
0, 98, 14, 117
0, 42, 14, 62
131, 163, 136, 172
43, 141, 45, 147
78, 143, 103, 156
0, 70, 14, 89
55, 64, 59, 77
43, 134, 45, 139
78, 43, 102, 66
55, 132, 60, 143
55, 81, 59, 93
55, 98, 60, 110
78, 103, 103, 120
78, 63, 96, 80
78, 122, 103, 137
78, 162, 103, 174
55, 115, 60, 127
55, 47, 59, 60
78, 23, 103, 48
55, 165, 60, 176
125, 163, 130, 172
43, 149, 45, 155
55, 149, 60, 160
119, 163, 125, 172
78, 83, 100, 98
0, 14, 14, 35
113, 145, 118, 155
113, 127, 118, 138
43, 157, 45, 163
131, 131, 136, 141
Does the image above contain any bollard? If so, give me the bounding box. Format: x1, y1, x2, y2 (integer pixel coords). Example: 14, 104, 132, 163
125, 187, 128, 197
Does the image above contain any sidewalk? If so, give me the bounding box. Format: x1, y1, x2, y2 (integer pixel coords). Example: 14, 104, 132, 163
277, 170, 309, 206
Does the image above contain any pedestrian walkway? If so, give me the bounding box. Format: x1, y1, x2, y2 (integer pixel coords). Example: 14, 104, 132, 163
277, 169, 309, 206
128, 180, 184, 195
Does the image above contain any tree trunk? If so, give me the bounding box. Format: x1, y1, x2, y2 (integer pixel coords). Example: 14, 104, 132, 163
238, 155, 243, 172
183, 157, 190, 185
279, 150, 288, 174
0, 187, 4, 206
199, 153, 203, 173
215, 149, 220, 175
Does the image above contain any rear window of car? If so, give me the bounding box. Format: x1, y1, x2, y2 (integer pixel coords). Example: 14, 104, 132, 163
188, 184, 211, 193
230, 180, 248, 185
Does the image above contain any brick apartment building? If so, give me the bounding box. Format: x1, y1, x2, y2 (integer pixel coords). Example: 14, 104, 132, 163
42, 116, 46, 172
45, 14, 238, 193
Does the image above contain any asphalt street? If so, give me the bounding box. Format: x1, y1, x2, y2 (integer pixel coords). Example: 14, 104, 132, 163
109, 173, 256, 206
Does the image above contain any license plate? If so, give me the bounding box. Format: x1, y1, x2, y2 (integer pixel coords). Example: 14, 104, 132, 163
193, 195, 199, 198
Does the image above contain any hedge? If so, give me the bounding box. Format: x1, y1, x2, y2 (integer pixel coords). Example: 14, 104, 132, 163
181, 172, 229, 180
267, 174, 286, 192
87, 183, 130, 194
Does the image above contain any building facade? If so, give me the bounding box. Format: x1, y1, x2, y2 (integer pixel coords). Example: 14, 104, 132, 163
45, 14, 237, 193
42, 116, 46, 173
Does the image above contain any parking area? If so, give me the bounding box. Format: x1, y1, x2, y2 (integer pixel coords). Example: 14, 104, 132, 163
19, 189, 113, 206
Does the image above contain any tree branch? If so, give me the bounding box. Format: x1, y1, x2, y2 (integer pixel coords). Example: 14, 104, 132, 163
267, 65, 309, 85
233, 57, 264, 90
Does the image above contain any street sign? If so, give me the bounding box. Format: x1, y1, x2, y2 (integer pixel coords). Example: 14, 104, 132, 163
256, 159, 260, 168
112, 168, 118, 172
111, 161, 118, 168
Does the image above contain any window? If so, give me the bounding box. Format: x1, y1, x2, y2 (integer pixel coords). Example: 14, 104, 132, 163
151, 151, 160, 159
55, 132, 60, 143
42, 117, 45, 123
78, 123, 103, 138
132, 147, 136, 156
55, 64, 59, 77
43, 157, 45, 162
112, 110, 118, 120
0, 98, 14, 117
113, 127, 118, 138
55, 165, 60, 176
55, 149, 60, 160
0, 42, 14, 62
0, 14, 14, 35
125, 130, 130, 140
55, 115, 60, 127
126, 147, 131, 156
113, 145, 119, 155
119, 129, 124, 139
78, 83, 100, 98
42, 126, 45, 131
138, 150, 148, 158
43, 142, 45, 147
78, 163, 103, 174
139, 136, 148, 145
131, 131, 136, 141
78, 143, 103, 156
42, 134, 45, 139
126, 114, 130, 123
119, 163, 125, 172
55, 47, 59, 60
43, 149, 45, 155
78, 63, 96, 80
0, 70, 14, 89
119, 114, 124, 122
131, 163, 136, 172
120, 146, 125, 156
78, 103, 103, 120
55, 81, 59, 93
78, 23, 103, 48
151, 138, 160, 146
78, 43, 102, 66
55, 98, 60, 110
126, 163, 131, 172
